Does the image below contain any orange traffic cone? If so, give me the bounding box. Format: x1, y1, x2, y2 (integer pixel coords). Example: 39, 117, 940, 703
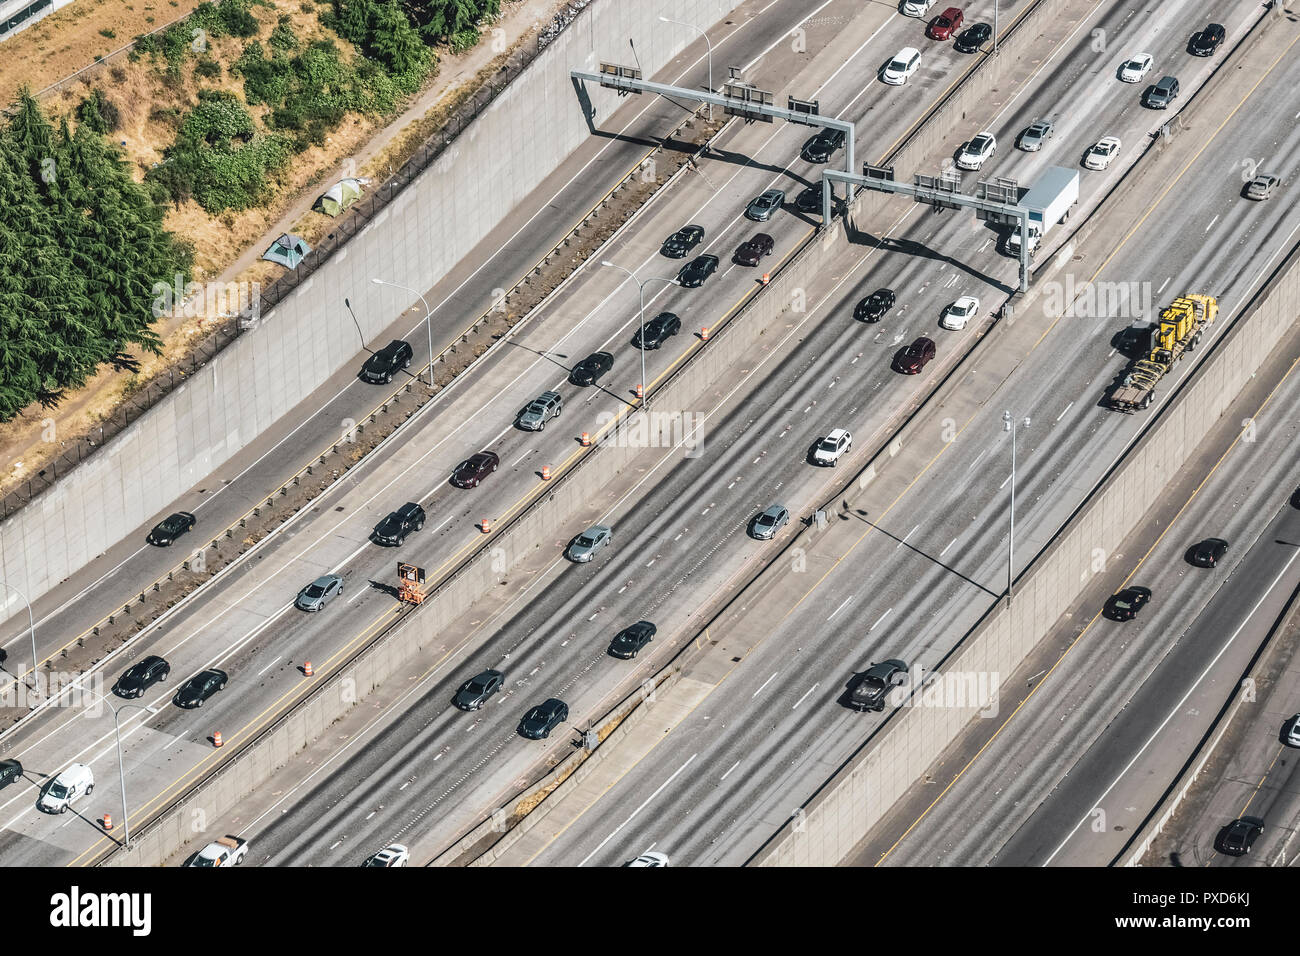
102, 813, 113, 831
580, 432, 591, 446
302, 661, 314, 677
480, 518, 491, 533
700, 327, 710, 341
212, 731, 223, 748
541, 465, 552, 480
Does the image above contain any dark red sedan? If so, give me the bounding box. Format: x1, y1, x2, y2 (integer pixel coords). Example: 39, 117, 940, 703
734, 233, 774, 267
893, 336, 936, 374
451, 451, 499, 488
928, 6, 963, 40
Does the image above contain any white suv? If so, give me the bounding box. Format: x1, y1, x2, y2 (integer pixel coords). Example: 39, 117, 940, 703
38, 763, 94, 813
956, 132, 997, 170
812, 428, 853, 466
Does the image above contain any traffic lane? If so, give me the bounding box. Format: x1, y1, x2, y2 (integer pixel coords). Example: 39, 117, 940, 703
520, 35, 1300, 869
0, 0, 993, 868
0, 0, 843, 659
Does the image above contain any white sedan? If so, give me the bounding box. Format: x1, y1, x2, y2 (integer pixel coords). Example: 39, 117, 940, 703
881, 48, 921, 85
940, 296, 980, 331
1083, 136, 1121, 170
1119, 53, 1153, 83
363, 844, 409, 867
956, 132, 996, 170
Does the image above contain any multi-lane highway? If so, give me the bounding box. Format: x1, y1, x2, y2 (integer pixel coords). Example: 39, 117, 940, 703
1, 0, 1291, 871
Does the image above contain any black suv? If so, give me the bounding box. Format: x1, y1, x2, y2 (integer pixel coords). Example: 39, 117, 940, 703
633, 312, 681, 350
1189, 23, 1224, 56
608, 621, 656, 659
801, 128, 845, 163
373, 502, 426, 546
114, 655, 171, 699
954, 22, 992, 53
519, 698, 569, 739
453, 670, 505, 711
845, 659, 908, 712
360, 340, 414, 384
1217, 817, 1263, 856
147, 511, 196, 547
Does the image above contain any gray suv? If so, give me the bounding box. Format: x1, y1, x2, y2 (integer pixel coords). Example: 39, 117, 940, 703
516, 390, 563, 431
1146, 75, 1179, 109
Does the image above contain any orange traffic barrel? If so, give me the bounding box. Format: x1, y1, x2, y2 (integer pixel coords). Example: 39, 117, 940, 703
213, 731, 223, 748
580, 432, 591, 446
541, 465, 552, 480
102, 814, 113, 831
302, 661, 314, 677
480, 518, 491, 533
761, 272, 771, 286
635, 384, 644, 400
700, 327, 710, 341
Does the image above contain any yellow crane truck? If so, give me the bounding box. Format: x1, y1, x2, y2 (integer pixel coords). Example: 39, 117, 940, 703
1108, 294, 1217, 412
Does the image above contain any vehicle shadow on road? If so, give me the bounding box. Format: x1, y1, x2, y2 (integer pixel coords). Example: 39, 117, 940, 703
834, 505, 1000, 597
845, 229, 1012, 295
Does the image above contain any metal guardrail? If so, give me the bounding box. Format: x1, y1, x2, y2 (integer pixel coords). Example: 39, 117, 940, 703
0, 0, 597, 521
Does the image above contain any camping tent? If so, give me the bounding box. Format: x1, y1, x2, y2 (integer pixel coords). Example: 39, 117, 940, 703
262, 233, 311, 270
313, 177, 368, 217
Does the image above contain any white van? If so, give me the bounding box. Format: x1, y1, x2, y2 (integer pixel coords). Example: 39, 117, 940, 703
38, 763, 94, 813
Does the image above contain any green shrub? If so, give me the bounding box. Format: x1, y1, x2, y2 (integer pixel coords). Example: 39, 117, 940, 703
76, 88, 122, 134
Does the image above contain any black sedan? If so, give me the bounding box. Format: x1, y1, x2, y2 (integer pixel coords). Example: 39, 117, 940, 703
359, 339, 413, 384
519, 698, 569, 739
453, 669, 504, 710
954, 22, 992, 53
147, 511, 196, 547
608, 621, 656, 660
661, 225, 705, 258
1187, 537, 1229, 568
570, 351, 614, 386
801, 127, 845, 163
855, 288, 896, 323
1189, 23, 1224, 56
845, 659, 909, 712
893, 337, 936, 375
632, 312, 681, 350
1216, 817, 1263, 856
678, 254, 719, 288
733, 233, 774, 267
0, 759, 23, 792
451, 451, 500, 488
1105, 586, 1151, 621
796, 183, 825, 213
174, 668, 228, 708
113, 655, 171, 699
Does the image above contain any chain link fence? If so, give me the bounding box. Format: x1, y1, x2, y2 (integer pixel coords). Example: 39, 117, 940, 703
0, 0, 596, 520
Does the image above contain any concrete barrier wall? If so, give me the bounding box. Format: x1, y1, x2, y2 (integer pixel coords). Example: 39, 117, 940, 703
1, 0, 743, 611
751, 239, 1300, 866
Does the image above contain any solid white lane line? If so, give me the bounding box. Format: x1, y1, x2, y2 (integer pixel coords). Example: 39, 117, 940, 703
578, 753, 698, 867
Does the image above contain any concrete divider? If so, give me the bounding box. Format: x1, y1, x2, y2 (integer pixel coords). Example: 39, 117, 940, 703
1, 0, 745, 613
106, 0, 1081, 865
749, 230, 1300, 865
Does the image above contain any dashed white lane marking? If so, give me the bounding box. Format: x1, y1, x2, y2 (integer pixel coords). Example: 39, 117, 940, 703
720, 761, 741, 782
940, 537, 958, 558
967, 449, 988, 472
792, 683, 820, 710
346, 585, 368, 604
752, 672, 779, 699
896, 525, 918, 550
511, 449, 532, 467
1205, 214, 1220, 232
430, 515, 454, 534
1156, 276, 1171, 295
828, 596, 854, 620
1056, 402, 1073, 422
869, 608, 892, 632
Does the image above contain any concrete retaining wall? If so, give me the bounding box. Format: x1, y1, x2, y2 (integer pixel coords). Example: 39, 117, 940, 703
1, 0, 743, 612
750, 240, 1300, 866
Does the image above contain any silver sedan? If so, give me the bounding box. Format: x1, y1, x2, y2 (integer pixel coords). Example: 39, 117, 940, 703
566, 525, 612, 563
746, 189, 786, 222
296, 574, 344, 611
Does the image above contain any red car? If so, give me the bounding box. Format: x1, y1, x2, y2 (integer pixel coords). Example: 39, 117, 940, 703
734, 232, 774, 267
893, 337, 936, 374
928, 7, 963, 40
451, 451, 499, 488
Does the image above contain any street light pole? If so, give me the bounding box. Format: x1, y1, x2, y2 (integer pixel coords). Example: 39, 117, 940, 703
112, 701, 157, 849
0, 582, 37, 692
371, 278, 435, 386
601, 262, 677, 410
1003, 411, 1031, 605
659, 16, 713, 120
